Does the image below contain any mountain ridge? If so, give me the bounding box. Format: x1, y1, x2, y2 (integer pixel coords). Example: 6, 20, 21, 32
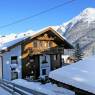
61, 7, 95, 57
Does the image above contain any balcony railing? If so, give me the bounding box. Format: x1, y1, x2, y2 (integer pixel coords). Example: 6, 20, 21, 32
28, 47, 64, 55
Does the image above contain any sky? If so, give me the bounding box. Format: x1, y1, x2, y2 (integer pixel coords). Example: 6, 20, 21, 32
0, 0, 95, 35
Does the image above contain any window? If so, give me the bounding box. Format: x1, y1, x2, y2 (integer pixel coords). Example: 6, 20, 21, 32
42, 55, 48, 64
44, 42, 47, 47
48, 41, 52, 48
33, 40, 37, 47
11, 56, 18, 64
42, 69, 46, 75
39, 41, 43, 47
11, 71, 18, 80
53, 55, 57, 61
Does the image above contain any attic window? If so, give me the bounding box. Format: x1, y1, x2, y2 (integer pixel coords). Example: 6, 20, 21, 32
33, 40, 37, 47
48, 41, 52, 48
11, 56, 18, 64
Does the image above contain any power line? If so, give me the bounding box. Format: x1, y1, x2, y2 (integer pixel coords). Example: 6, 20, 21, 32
0, 0, 75, 29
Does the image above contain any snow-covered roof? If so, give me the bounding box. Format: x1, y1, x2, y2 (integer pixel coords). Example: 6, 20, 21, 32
0, 26, 73, 52
0, 37, 26, 51
35, 26, 67, 41
49, 55, 95, 94
0, 31, 39, 51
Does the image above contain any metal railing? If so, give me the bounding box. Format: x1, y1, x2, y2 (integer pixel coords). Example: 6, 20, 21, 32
0, 79, 47, 95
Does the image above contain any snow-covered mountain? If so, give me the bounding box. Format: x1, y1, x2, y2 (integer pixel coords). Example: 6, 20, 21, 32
63, 8, 95, 38
57, 8, 95, 57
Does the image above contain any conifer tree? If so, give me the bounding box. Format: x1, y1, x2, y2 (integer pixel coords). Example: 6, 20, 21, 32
73, 43, 83, 62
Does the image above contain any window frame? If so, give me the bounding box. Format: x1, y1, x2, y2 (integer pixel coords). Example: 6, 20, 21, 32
11, 56, 18, 64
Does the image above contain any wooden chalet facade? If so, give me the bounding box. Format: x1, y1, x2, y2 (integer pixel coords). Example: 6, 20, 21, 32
0, 27, 73, 80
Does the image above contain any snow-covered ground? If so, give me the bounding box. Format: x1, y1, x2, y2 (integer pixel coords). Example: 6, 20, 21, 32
49, 55, 95, 94
12, 79, 75, 95
0, 87, 11, 95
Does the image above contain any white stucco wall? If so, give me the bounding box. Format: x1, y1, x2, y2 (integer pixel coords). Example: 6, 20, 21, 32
40, 55, 51, 77
2, 45, 22, 81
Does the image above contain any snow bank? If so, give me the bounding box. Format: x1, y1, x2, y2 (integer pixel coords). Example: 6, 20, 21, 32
49, 55, 95, 94
12, 79, 75, 95
12, 79, 55, 95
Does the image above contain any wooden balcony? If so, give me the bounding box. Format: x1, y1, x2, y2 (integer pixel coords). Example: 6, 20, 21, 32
28, 47, 64, 55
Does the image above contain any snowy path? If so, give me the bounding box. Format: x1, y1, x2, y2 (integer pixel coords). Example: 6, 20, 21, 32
0, 87, 11, 95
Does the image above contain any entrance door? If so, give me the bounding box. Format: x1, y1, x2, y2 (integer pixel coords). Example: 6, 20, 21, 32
26, 55, 35, 78
26, 55, 39, 80
40, 54, 51, 77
